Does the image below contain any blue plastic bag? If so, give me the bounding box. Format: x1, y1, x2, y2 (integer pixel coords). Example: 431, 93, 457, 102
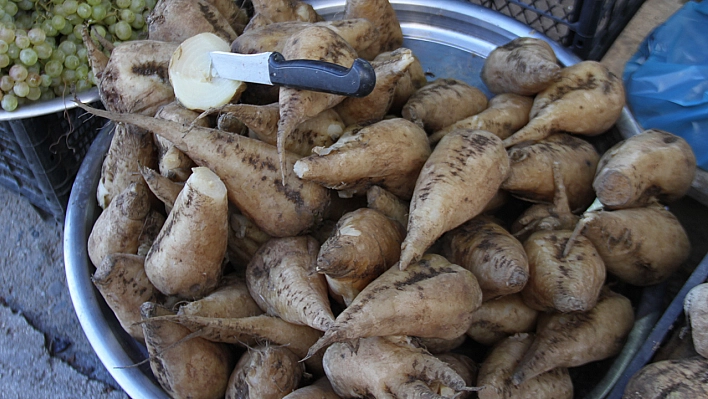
623, 0, 708, 170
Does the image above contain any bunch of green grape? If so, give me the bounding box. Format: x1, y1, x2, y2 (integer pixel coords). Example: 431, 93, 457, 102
0, 0, 157, 112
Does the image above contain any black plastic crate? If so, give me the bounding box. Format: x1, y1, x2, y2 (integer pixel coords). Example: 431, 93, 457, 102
471, 0, 646, 60
0, 102, 106, 222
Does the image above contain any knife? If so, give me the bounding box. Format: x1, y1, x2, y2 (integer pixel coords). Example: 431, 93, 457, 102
210, 51, 376, 98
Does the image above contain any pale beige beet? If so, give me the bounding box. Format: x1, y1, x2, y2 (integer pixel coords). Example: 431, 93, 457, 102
177, 275, 263, 319
97, 123, 157, 209
318, 208, 405, 305
503, 61, 625, 148
399, 129, 510, 270
512, 288, 634, 385
324, 336, 475, 398
145, 167, 228, 299
685, 283, 708, 358
276, 26, 357, 179
88, 181, 152, 268
92, 253, 156, 341
466, 294, 539, 345
366, 185, 410, 228
477, 333, 573, 399
502, 133, 600, 211
521, 230, 606, 313
141, 302, 235, 399
97, 40, 178, 115
344, 0, 403, 59
402, 78, 488, 133
335, 47, 416, 126
282, 377, 341, 399
430, 93, 534, 143
147, 0, 237, 43
226, 345, 304, 399
76, 103, 332, 238
571, 203, 690, 286
480, 37, 561, 96
510, 161, 580, 242
149, 314, 325, 376
232, 19, 378, 56
442, 216, 529, 301
623, 357, 708, 399
207, 104, 344, 157
294, 118, 431, 200
594, 129, 697, 209
306, 253, 483, 359
247, 236, 335, 332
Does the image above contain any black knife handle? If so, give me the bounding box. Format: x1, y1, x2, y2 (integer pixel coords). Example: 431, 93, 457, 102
268, 52, 376, 97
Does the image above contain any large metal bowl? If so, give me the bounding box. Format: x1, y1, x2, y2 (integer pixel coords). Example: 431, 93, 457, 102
64, 1, 648, 398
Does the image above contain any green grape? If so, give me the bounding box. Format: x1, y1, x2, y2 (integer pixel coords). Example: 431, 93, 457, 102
17, 0, 33, 11
64, 54, 79, 69
45, 36, 55, 47
51, 14, 66, 31
26, 71, 40, 87
26, 85, 40, 100
58, 21, 72, 36
114, 20, 131, 40
3, 2, 17, 17
65, 13, 83, 25
7, 42, 19, 58
0, 26, 13, 42
131, 12, 145, 29
76, 45, 87, 61
39, 90, 54, 101
19, 47, 37, 65
0, 39, 7, 53
50, 48, 65, 62
116, 0, 130, 8
91, 24, 106, 38
119, 9, 135, 23
34, 42, 52, 59
107, 22, 114, 34
13, 81, 29, 97
0, 13, 11, 24
92, 4, 107, 21
63, 0, 78, 15
14, 34, 30, 50
144, 0, 156, 10
87, 0, 101, 5
1, 92, 18, 111
27, 64, 39, 74
41, 19, 58, 37
0, 75, 13, 91
9, 64, 28, 80
27, 27, 45, 44
53, 3, 66, 17
75, 63, 88, 79
44, 59, 62, 77
15, 13, 31, 29
0, 53, 8, 67
61, 68, 76, 83
0, 91, 3, 102
39, 73, 50, 87
58, 39, 76, 55
130, 0, 145, 13
0, 0, 6, 7
103, 15, 116, 26
75, 78, 91, 92
76, 3, 91, 19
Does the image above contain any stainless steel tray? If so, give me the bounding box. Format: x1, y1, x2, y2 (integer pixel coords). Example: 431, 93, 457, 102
64, 2, 645, 398
0, 88, 100, 121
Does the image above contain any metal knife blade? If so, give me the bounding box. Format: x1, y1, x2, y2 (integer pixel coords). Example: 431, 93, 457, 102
209, 51, 376, 97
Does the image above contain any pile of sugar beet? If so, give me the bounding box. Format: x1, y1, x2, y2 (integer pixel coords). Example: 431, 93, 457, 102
79, 0, 706, 398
